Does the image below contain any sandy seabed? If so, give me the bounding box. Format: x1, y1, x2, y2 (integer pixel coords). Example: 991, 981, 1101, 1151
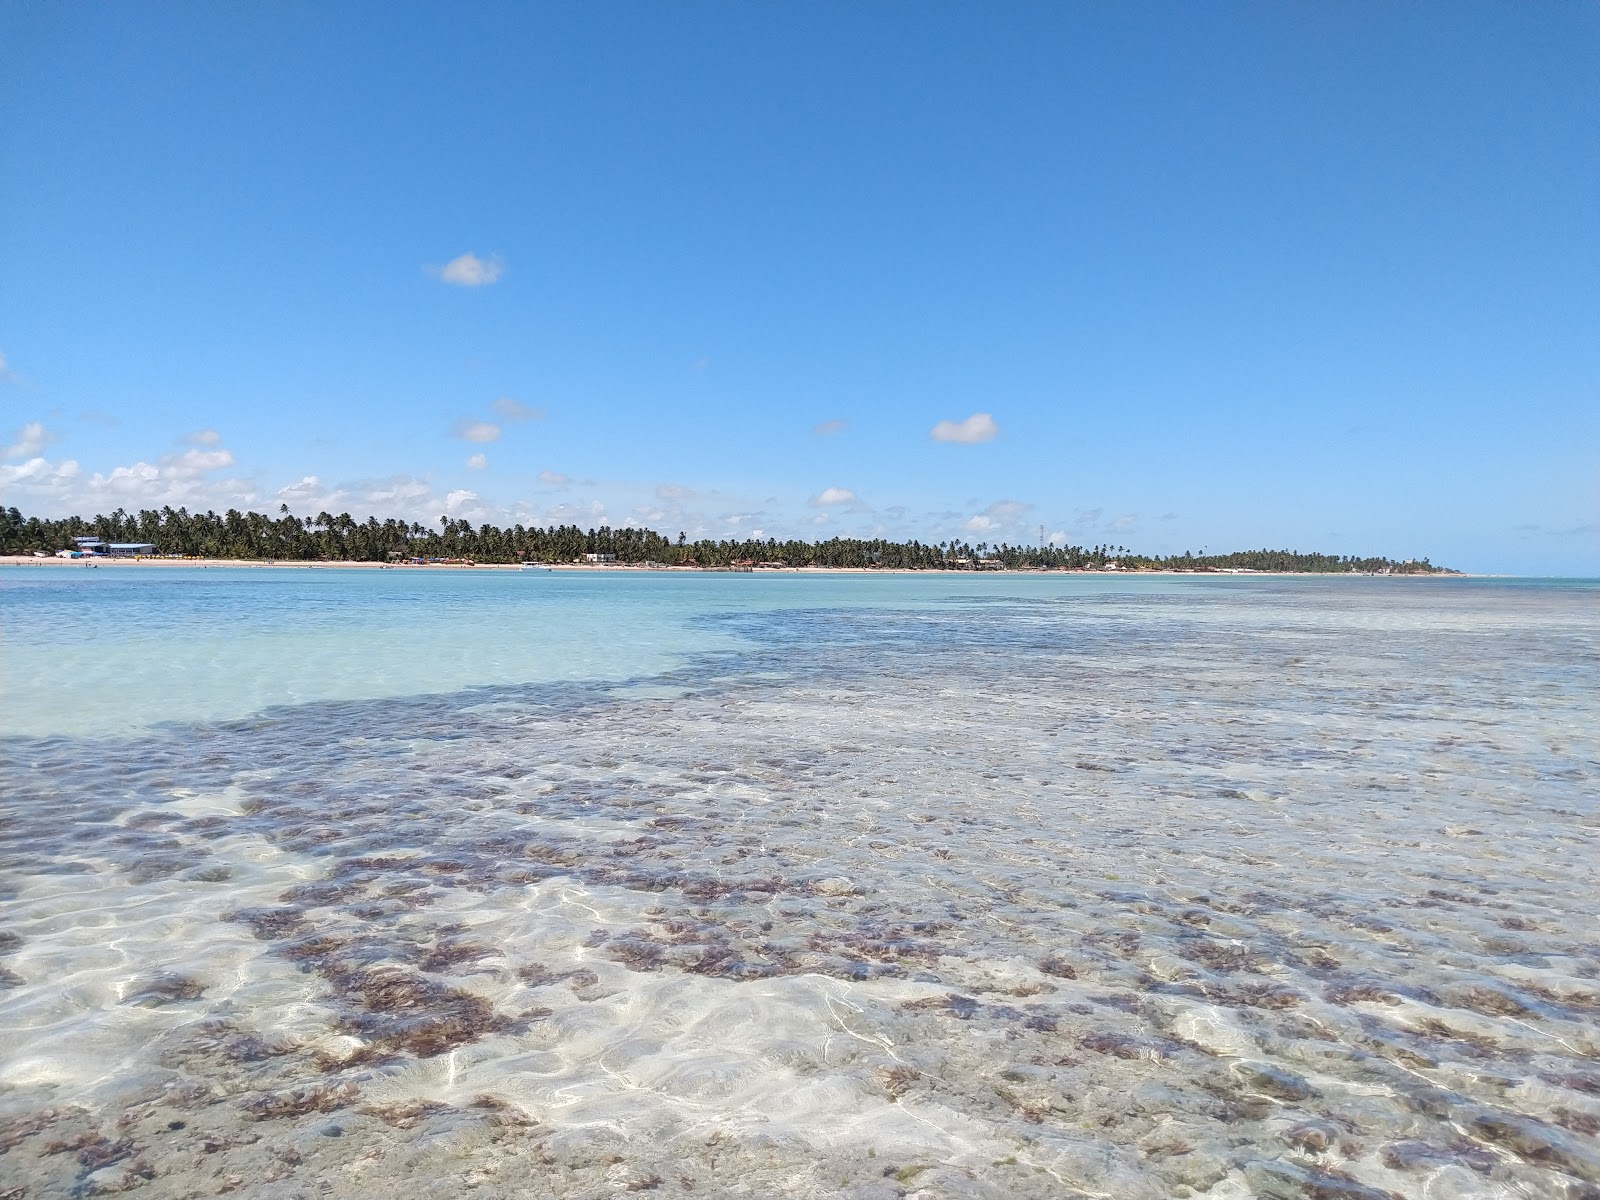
1, 577, 1594, 1199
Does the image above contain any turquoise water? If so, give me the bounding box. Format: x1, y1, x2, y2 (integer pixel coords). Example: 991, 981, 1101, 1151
0, 567, 1196, 737
2, 567, 1597, 1198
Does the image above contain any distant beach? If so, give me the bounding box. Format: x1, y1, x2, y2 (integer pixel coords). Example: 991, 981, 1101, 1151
0, 555, 1486, 576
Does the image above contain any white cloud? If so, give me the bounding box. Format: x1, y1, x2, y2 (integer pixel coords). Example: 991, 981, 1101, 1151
809, 486, 857, 507
4, 441, 255, 513
444, 489, 481, 516
1110, 514, 1137, 532
184, 429, 222, 447
174, 448, 235, 472
466, 453, 488, 470
434, 252, 503, 287
4, 421, 56, 459
656, 483, 695, 500
812, 419, 848, 436
930, 412, 998, 444
275, 476, 344, 512
0, 350, 12, 382
453, 420, 501, 444
0, 456, 80, 491
491, 396, 544, 422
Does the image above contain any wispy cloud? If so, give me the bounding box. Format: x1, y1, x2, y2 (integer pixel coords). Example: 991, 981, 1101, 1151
366, 476, 433, 510
812, 418, 848, 436
466, 453, 488, 470
452, 419, 501, 444
79, 410, 120, 428
490, 396, 544, 423
183, 429, 223, 447
931, 412, 998, 444
0, 350, 12, 383
962, 499, 1032, 534
656, 483, 696, 500
3, 421, 56, 460
432, 252, 503, 287
539, 469, 597, 488
718, 511, 765, 533
546, 499, 608, 525
276, 474, 436, 520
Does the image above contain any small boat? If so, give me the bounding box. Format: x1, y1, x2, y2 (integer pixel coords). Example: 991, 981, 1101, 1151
520, 562, 551, 572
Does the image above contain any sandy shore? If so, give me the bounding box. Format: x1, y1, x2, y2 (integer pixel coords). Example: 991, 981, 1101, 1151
0, 555, 1473, 577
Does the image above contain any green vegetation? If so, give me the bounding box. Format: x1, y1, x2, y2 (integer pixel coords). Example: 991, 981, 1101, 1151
0, 506, 1454, 573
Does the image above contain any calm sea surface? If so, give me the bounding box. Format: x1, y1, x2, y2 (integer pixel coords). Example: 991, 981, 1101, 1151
2, 568, 1597, 1199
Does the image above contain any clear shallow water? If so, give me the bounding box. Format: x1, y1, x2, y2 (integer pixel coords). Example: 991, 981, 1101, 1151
1, 569, 1597, 1199
0, 568, 1172, 737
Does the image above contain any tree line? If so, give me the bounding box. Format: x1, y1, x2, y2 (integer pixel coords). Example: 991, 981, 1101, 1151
0, 505, 1452, 574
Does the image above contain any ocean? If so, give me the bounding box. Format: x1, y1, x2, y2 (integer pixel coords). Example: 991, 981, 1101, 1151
2, 567, 1596, 1199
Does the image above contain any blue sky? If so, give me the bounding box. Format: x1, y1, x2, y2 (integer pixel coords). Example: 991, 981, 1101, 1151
2, 2, 1595, 572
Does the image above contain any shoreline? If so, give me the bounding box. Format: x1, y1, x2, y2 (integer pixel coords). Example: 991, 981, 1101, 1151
0, 555, 1483, 577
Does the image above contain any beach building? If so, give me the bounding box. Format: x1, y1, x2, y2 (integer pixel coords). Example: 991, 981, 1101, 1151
583, 553, 618, 564
63, 537, 158, 557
